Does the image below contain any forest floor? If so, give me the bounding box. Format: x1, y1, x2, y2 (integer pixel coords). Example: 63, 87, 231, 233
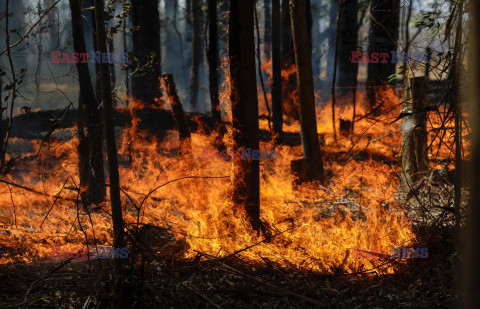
0, 225, 456, 308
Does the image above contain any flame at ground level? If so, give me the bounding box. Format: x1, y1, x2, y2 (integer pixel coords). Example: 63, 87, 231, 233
1, 86, 461, 274
0, 133, 414, 274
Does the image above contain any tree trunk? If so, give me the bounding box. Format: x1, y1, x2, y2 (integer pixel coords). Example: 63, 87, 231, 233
290, 0, 325, 183
131, 0, 162, 106
281, 0, 299, 120
164, 0, 179, 77
108, 36, 116, 106
463, 1, 480, 306
87, 0, 102, 105
93, 0, 128, 306
69, 0, 106, 206
0, 68, 4, 171
401, 76, 428, 189
207, 0, 221, 122
326, 0, 339, 80
229, 0, 261, 232
163, 74, 192, 155
264, 0, 272, 61
366, 0, 400, 111
77, 93, 90, 198
335, 0, 359, 95
272, 0, 283, 139
190, 0, 204, 111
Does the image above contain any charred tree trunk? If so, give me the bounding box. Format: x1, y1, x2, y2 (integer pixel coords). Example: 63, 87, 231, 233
0, 68, 4, 171
77, 93, 90, 194
207, 0, 221, 122
108, 36, 116, 106
69, 0, 106, 206
306, 0, 312, 44
94, 0, 128, 306
326, 0, 339, 80
366, 0, 400, 111
264, 0, 272, 61
464, 1, 480, 306
190, 0, 204, 111
131, 0, 162, 106
87, 0, 102, 105
281, 0, 299, 120
401, 76, 428, 188
123, 10, 130, 102
272, 0, 283, 139
290, 0, 325, 183
165, 0, 180, 77
229, 0, 261, 232
163, 74, 192, 154
335, 0, 359, 96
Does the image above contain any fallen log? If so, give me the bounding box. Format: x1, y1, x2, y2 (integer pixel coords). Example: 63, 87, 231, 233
6, 108, 221, 140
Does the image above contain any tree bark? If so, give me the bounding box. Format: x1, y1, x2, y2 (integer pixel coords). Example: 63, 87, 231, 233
463, 1, 480, 306
326, 0, 339, 80
87, 0, 102, 105
264, 0, 272, 61
290, 0, 325, 183
108, 35, 116, 106
163, 74, 192, 155
69, 0, 106, 206
207, 0, 221, 122
0, 68, 4, 171
131, 0, 162, 106
335, 0, 359, 94
229, 0, 261, 231
93, 0, 128, 306
272, 0, 283, 139
190, 0, 204, 111
281, 0, 299, 120
401, 76, 428, 188
164, 0, 180, 77
366, 0, 400, 111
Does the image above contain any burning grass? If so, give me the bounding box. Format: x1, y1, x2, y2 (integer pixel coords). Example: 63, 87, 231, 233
0, 86, 459, 276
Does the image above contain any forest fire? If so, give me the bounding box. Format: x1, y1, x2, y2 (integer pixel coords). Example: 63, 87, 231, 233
0, 0, 471, 307
0, 86, 425, 273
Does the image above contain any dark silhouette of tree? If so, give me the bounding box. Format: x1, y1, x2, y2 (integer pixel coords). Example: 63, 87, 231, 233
93, 0, 128, 306
68, 0, 106, 206
131, 0, 162, 106
207, 0, 220, 122
335, 0, 359, 95
281, 0, 298, 120
290, 0, 325, 183
464, 2, 480, 307
190, 0, 204, 111
366, 0, 400, 111
264, 0, 272, 61
326, 0, 339, 80
229, 0, 262, 231
272, 0, 283, 139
